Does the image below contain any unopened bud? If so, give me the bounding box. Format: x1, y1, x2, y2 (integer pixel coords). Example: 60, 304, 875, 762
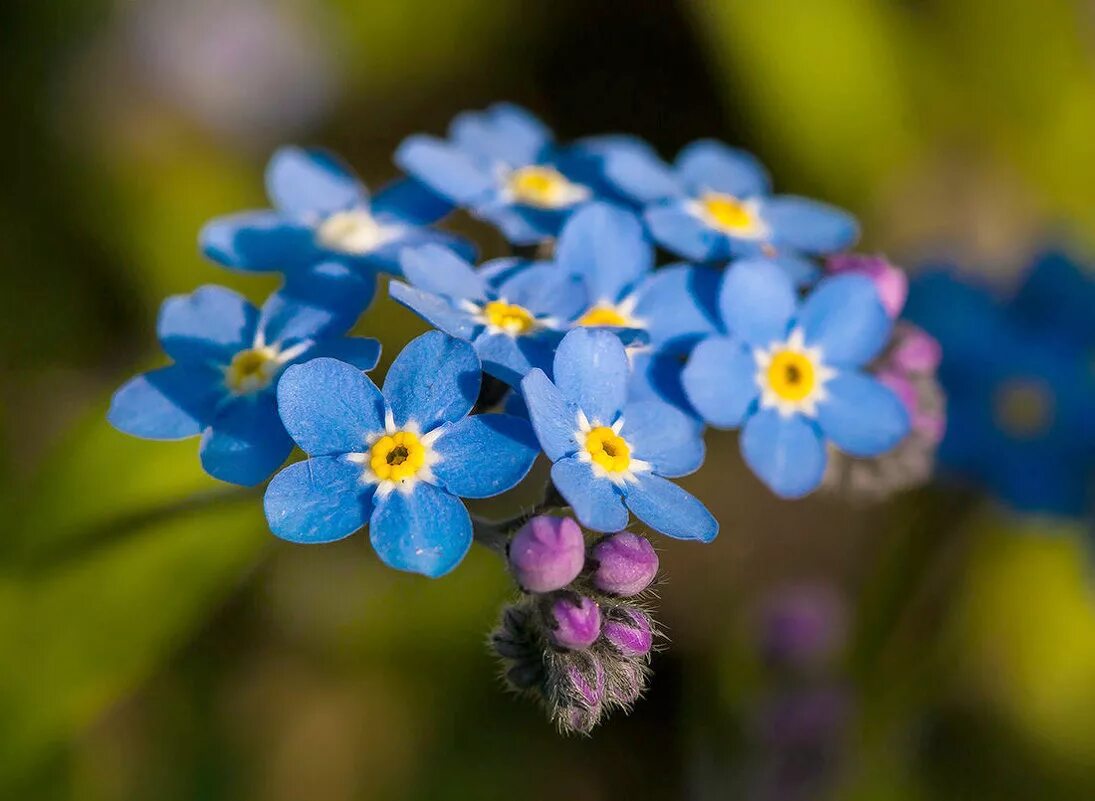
508, 515, 586, 593
591, 532, 659, 597
549, 595, 602, 650
602, 607, 654, 657
827, 254, 908, 318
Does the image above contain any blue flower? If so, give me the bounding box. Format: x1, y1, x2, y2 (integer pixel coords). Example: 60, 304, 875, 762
389, 246, 585, 386
200, 146, 473, 276
520, 328, 717, 541
395, 103, 594, 245
905, 260, 1095, 516
681, 259, 909, 499
585, 138, 858, 278
263, 332, 539, 577
108, 263, 381, 486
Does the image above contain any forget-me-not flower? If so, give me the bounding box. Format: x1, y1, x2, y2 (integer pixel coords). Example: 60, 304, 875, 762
395, 103, 594, 245
108, 263, 381, 485
682, 259, 909, 498
201, 146, 472, 276
263, 331, 539, 577
521, 328, 717, 541
587, 138, 858, 278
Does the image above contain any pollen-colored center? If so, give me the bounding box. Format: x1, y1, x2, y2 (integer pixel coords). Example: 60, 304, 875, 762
508, 165, 574, 208
316, 209, 391, 254
578, 304, 631, 328
370, 430, 426, 482
700, 192, 759, 234
585, 426, 632, 474
484, 301, 536, 334
766, 351, 817, 402
225, 347, 278, 395
994, 379, 1053, 439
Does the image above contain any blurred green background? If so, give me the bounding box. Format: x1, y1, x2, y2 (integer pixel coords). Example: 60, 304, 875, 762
2, 0, 1094, 798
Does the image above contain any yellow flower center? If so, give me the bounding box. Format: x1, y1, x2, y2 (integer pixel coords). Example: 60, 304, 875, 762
584, 426, 632, 474
699, 191, 761, 235
578, 304, 631, 328
766, 350, 817, 402
994, 379, 1053, 439
508, 165, 578, 208
484, 300, 536, 334
316, 209, 392, 254
369, 430, 427, 482
225, 347, 279, 395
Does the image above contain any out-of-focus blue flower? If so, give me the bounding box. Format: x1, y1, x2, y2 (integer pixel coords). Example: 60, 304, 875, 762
388, 246, 585, 386
521, 328, 717, 540
584, 138, 858, 277
201, 147, 472, 277
682, 259, 908, 499
905, 256, 1095, 516
108, 263, 380, 486
263, 332, 539, 577
395, 103, 595, 245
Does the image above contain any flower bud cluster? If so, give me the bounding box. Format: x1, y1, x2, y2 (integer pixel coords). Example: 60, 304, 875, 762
491, 518, 661, 734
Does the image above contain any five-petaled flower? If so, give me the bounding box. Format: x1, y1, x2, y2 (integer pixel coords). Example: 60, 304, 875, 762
200, 146, 472, 277
682, 259, 909, 498
263, 331, 539, 577
585, 137, 858, 279
395, 103, 593, 245
521, 328, 717, 541
108, 264, 381, 485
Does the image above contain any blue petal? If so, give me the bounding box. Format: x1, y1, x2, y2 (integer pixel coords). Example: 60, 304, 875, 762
369, 482, 472, 577
718, 258, 798, 347
596, 140, 681, 204
520, 368, 581, 461
259, 262, 375, 346
108, 364, 224, 440
631, 264, 720, 350
304, 337, 382, 371
675, 140, 770, 198
158, 286, 258, 366
622, 473, 717, 541
475, 331, 558, 387
265, 147, 366, 219
365, 228, 477, 277
762, 196, 859, 254
277, 358, 386, 456
644, 200, 731, 262
479, 256, 529, 286
449, 103, 551, 167
798, 274, 891, 367
817, 373, 909, 457
556, 203, 653, 302
383, 331, 481, 430
432, 414, 539, 498
497, 263, 588, 320
199, 211, 319, 273
264, 455, 373, 543
740, 409, 827, 499
395, 135, 496, 205
552, 328, 629, 426
475, 202, 562, 245
680, 336, 759, 429
628, 349, 693, 412
619, 400, 704, 477
766, 253, 821, 287
199, 394, 294, 486
388, 282, 483, 340
400, 244, 487, 301
371, 176, 454, 226
550, 456, 629, 533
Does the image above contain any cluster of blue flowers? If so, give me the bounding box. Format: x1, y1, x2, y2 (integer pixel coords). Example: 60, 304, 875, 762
109, 103, 928, 731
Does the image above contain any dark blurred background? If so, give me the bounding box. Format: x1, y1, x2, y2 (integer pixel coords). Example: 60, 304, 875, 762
2, 1, 1094, 799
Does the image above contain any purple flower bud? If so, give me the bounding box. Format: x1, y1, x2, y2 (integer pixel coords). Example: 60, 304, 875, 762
508, 515, 586, 593
758, 585, 847, 671
827, 253, 908, 318
889, 323, 942, 375
549, 595, 602, 650
565, 657, 606, 708
602, 607, 654, 657
591, 532, 659, 597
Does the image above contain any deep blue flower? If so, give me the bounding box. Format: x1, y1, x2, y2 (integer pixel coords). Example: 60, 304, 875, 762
108, 263, 381, 486
395, 103, 595, 245
681, 259, 909, 499
200, 146, 472, 276
520, 328, 717, 541
584, 138, 858, 278
263, 332, 539, 577
905, 259, 1095, 516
